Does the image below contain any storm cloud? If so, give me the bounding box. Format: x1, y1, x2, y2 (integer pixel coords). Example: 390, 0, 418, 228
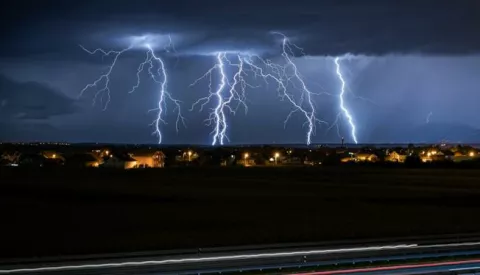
1, 0, 480, 144
0, 75, 79, 120
1, 0, 480, 58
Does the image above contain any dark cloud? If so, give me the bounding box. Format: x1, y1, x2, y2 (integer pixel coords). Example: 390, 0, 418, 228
1, 0, 479, 58
1, 1, 480, 144
0, 75, 79, 120
0, 121, 60, 142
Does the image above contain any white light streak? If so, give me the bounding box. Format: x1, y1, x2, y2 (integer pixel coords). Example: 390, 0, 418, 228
191, 33, 326, 146
0, 244, 416, 274
334, 57, 358, 144
79, 37, 185, 144
3, 241, 480, 274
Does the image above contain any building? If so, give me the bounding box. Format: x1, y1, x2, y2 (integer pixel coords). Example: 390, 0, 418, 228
1, 151, 21, 165
42, 150, 64, 161
453, 150, 478, 162
103, 154, 137, 169
19, 154, 47, 167
237, 158, 256, 167
355, 153, 379, 162
130, 151, 165, 168
65, 153, 101, 168
385, 151, 407, 163
176, 150, 199, 163
340, 156, 354, 163
442, 150, 455, 161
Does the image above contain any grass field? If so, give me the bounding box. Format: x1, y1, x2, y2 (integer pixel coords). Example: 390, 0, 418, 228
1, 166, 480, 259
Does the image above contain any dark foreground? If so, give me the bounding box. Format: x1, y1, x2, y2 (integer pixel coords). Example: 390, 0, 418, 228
1, 167, 480, 259
2, 235, 480, 274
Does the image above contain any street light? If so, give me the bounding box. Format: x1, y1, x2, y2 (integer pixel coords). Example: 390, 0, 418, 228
244, 153, 249, 166
188, 151, 192, 162
52, 154, 56, 159
469, 151, 475, 157
274, 152, 280, 165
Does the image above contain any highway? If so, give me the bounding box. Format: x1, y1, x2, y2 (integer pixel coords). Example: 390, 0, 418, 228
2, 234, 480, 274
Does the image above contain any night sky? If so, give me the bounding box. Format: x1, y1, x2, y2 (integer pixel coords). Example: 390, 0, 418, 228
1, 0, 480, 144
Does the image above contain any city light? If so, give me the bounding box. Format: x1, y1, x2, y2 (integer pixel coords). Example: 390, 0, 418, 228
244, 153, 249, 167
187, 150, 192, 162
52, 154, 56, 159
274, 152, 280, 165
469, 151, 475, 157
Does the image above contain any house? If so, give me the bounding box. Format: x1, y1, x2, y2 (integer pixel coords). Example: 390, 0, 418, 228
442, 150, 455, 161
130, 151, 165, 168
42, 151, 65, 161
175, 150, 199, 163
453, 150, 478, 162
65, 153, 101, 168
19, 154, 47, 167
283, 156, 303, 166
431, 151, 451, 162
237, 158, 256, 167
1, 151, 21, 165
355, 153, 379, 162
0, 158, 12, 166
341, 156, 354, 163
91, 148, 111, 159
103, 154, 137, 169
385, 151, 407, 163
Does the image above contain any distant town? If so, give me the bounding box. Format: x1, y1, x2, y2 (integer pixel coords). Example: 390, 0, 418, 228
1, 142, 480, 169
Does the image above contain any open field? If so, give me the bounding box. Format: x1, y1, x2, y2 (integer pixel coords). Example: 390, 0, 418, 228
1, 166, 480, 259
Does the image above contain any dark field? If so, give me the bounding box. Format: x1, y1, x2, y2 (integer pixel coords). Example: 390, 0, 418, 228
1, 167, 480, 259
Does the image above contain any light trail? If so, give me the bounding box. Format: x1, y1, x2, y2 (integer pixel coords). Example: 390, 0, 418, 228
4, 241, 480, 274
334, 56, 358, 144
79, 36, 185, 144
293, 258, 480, 275
0, 244, 416, 274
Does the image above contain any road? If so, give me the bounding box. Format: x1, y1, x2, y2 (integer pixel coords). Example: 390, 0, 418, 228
2, 234, 480, 274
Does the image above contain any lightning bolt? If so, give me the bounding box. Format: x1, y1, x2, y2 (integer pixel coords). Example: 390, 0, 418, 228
79, 36, 185, 144
276, 34, 322, 145
79, 45, 133, 110
334, 56, 358, 144
190, 52, 251, 145
426, 111, 433, 124
191, 33, 325, 146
